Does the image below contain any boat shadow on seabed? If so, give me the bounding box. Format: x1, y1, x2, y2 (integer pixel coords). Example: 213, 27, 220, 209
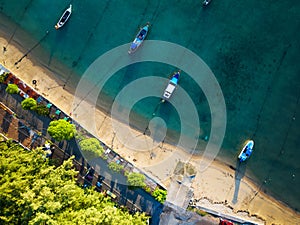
232, 160, 247, 204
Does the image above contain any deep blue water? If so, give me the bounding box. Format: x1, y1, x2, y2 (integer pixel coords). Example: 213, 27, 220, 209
0, 0, 299, 211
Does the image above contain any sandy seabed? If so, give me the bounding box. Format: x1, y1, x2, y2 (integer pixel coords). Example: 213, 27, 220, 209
0, 35, 299, 225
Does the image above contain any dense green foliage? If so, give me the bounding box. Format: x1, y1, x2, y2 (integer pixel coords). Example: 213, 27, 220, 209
0, 140, 148, 225
75, 130, 86, 142
126, 172, 146, 189
47, 119, 76, 141
108, 161, 124, 173
5, 83, 19, 94
79, 138, 104, 160
21, 98, 49, 115
152, 188, 167, 204
21, 97, 37, 110
32, 104, 50, 116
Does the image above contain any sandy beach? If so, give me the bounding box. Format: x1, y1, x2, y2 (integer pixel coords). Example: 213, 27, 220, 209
1, 34, 299, 225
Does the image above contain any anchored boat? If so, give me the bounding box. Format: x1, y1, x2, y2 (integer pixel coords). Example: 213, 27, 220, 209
162, 71, 180, 102
203, 0, 212, 6
128, 23, 150, 54
55, 4, 72, 30
238, 140, 254, 162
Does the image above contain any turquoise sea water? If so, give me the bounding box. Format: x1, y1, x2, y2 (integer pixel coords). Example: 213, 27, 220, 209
1, 0, 299, 211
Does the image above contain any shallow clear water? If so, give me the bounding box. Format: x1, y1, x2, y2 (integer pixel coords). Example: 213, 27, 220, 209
0, 0, 299, 211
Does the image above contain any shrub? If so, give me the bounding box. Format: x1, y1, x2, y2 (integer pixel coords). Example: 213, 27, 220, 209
152, 188, 167, 204
187, 207, 208, 217
195, 209, 208, 217
75, 131, 86, 142
79, 138, 104, 160
0, 72, 9, 83
47, 119, 76, 141
126, 172, 146, 189
21, 98, 37, 110
101, 154, 108, 160
5, 83, 19, 94
144, 186, 151, 194
108, 162, 124, 173
32, 104, 50, 116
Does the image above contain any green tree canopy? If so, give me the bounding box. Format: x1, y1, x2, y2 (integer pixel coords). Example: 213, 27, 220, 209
152, 188, 167, 204
79, 138, 104, 160
21, 97, 37, 110
5, 83, 19, 94
0, 140, 148, 225
126, 172, 146, 189
47, 119, 76, 141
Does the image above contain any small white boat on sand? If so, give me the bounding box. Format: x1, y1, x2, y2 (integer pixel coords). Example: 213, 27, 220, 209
238, 140, 254, 162
55, 4, 72, 30
128, 23, 150, 54
162, 71, 180, 102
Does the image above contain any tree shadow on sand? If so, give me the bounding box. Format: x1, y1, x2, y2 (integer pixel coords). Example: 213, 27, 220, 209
232, 159, 247, 204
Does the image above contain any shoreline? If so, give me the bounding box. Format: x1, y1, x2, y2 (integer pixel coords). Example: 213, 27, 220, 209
0, 13, 81, 92
1, 33, 299, 224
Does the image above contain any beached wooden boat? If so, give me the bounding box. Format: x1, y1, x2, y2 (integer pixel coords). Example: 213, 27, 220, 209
238, 140, 254, 162
55, 4, 72, 30
162, 71, 180, 102
203, 0, 212, 6
219, 218, 234, 225
128, 23, 150, 54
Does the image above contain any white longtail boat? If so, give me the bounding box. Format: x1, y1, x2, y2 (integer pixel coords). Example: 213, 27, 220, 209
162, 71, 180, 102
55, 4, 72, 30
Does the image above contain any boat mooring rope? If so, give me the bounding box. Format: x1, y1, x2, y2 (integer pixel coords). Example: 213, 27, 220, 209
63, 0, 111, 87
3, 0, 34, 52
